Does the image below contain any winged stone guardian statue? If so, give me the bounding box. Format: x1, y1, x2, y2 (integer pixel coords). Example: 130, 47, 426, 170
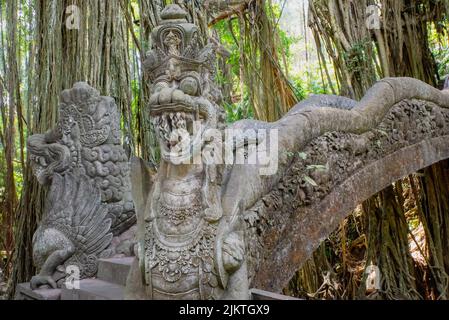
28, 82, 135, 289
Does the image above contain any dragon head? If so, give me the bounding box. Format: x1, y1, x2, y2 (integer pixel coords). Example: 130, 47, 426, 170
28, 82, 121, 184
28, 133, 71, 185
144, 4, 226, 164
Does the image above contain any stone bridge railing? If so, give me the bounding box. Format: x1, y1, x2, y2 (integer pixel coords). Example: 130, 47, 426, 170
246, 79, 449, 292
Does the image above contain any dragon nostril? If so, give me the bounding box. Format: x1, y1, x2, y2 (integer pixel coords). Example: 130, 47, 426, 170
180, 77, 198, 96
158, 87, 174, 104
149, 93, 159, 105
172, 89, 185, 104
153, 81, 169, 94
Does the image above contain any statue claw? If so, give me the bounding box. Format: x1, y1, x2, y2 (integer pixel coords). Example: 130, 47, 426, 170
222, 232, 245, 273
30, 275, 58, 290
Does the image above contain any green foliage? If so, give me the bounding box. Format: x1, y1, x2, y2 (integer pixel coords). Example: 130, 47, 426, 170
428, 22, 449, 78
291, 73, 331, 96
306, 164, 328, 172
223, 94, 254, 123
343, 39, 371, 74
432, 44, 449, 78
212, 2, 307, 121
303, 175, 318, 187
298, 152, 308, 160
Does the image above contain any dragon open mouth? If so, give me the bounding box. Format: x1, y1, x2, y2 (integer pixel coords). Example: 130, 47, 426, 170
151, 105, 206, 163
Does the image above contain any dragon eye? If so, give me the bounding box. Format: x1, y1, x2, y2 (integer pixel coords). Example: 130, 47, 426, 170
153, 81, 169, 93
180, 77, 199, 96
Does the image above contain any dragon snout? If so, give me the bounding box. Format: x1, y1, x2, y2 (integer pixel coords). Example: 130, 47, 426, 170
149, 88, 191, 106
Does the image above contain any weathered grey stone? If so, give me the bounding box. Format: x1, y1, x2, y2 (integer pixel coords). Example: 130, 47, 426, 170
16, 256, 132, 300
109, 225, 137, 257
27, 82, 136, 290
97, 257, 133, 286
15, 283, 61, 300
61, 279, 124, 300
251, 135, 449, 292
126, 4, 449, 300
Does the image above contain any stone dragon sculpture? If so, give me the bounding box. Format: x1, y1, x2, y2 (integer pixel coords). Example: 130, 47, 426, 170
125, 4, 449, 300
28, 82, 135, 289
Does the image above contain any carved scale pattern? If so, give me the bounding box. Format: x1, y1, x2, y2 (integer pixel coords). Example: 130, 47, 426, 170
244, 99, 449, 282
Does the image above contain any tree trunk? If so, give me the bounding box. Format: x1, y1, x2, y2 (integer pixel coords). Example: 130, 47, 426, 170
7, 0, 133, 297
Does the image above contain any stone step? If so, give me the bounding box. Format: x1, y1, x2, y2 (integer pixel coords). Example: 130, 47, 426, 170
97, 257, 133, 286
61, 278, 124, 300
250, 288, 302, 300
15, 283, 61, 300
16, 280, 300, 301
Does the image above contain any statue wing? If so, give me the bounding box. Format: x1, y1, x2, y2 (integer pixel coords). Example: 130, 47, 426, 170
45, 172, 113, 256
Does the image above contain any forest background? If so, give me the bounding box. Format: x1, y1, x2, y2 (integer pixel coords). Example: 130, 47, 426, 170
0, 0, 449, 300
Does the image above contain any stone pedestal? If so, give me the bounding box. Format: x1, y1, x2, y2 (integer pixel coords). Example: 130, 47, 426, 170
15, 257, 133, 300
15, 283, 61, 300
15, 257, 299, 300
97, 257, 133, 287
61, 279, 125, 300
